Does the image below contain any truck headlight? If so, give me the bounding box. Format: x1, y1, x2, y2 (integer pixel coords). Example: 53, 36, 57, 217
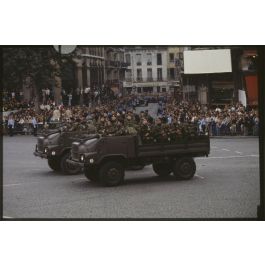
51, 151, 56, 156
44, 148, 48, 153
80, 155, 84, 162
89, 158, 94, 164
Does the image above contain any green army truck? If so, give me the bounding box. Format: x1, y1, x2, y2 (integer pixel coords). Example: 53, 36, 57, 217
67, 133, 210, 186
33, 128, 95, 175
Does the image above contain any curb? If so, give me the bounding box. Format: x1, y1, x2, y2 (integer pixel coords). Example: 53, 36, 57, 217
210, 136, 259, 139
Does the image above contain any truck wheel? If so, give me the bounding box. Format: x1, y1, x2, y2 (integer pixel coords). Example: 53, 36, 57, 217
84, 167, 98, 182
152, 163, 172, 177
99, 161, 125, 186
47, 158, 60, 171
173, 157, 196, 180
60, 152, 81, 175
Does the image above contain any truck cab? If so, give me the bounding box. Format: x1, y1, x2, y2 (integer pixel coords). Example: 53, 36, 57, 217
34, 128, 93, 175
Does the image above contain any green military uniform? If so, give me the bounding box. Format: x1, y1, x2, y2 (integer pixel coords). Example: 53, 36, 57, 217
124, 116, 138, 135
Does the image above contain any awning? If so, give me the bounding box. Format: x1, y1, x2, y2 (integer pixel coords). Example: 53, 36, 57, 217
245, 75, 258, 106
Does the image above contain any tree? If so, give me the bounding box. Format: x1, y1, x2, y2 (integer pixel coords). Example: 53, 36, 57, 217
3, 46, 77, 110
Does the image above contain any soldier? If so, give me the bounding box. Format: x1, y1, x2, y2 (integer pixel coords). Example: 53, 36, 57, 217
140, 119, 152, 144
124, 115, 138, 135
86, 120, 97, 134
104, 120, 116, 136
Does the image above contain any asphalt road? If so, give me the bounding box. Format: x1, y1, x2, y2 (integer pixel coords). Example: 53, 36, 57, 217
3, 135, 260, 219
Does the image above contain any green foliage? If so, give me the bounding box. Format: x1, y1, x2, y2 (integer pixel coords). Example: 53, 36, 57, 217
3, 46, 76, 93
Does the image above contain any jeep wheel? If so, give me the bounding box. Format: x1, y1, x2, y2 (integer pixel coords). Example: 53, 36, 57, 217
84, 167, 98, 182
60, 152, 81, 175
152, 163, 172, 177
47, 158, 60, 171
99, 161, 124, 186
173, 157, 196, 180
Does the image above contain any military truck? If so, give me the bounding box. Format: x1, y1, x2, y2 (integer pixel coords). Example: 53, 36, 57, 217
67, 133, 210, 186
34, 128, 94, 175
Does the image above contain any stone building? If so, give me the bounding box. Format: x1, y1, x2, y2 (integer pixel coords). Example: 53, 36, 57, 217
167, 46, 185, 100
58, 46, 127, 105
123, 46, 169, 95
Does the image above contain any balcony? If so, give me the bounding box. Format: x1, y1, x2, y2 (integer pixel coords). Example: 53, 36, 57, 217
133, 77, 166, 83
106, 61, 130, 68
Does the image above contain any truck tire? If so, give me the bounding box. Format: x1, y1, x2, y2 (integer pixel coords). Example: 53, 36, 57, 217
173, 157, 196, 180
47, 158, 60, 171
60, 152, 81, 175
84, 167, 98, 182
152, 163, 172, 177
99, 161, 125, 186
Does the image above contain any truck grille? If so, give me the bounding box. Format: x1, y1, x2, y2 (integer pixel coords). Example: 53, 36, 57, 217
37, 137, 44, 152
71, 142, 80, 161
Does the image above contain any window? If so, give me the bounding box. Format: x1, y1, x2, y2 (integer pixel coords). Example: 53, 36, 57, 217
147, 68, 152, 81
137, 69, 142, 81
178, 52, 183, 60
125, 54, 131, 65
147, 53, 152, 65
136, 54, 142, 66
162, 87, 166, 92
157, 68, 162, 81
169, 53, 174, 62
169, 68, 175, 80
157, 86, 161, 93
125, 69, 132, 81
157, 53, 162, 65
137, 87, 142, 93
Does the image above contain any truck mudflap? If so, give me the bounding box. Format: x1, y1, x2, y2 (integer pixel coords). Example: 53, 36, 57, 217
33, 151, 48, 159
66, 159, 84, 168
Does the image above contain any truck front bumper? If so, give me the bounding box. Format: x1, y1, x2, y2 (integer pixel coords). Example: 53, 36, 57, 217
66, 159, 84, 168
33, 150, 48, 159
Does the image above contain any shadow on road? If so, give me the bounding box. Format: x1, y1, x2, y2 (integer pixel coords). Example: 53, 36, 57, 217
70, 174, 196, 190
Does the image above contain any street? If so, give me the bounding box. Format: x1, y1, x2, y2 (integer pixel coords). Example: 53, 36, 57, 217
3, 136, 260, 219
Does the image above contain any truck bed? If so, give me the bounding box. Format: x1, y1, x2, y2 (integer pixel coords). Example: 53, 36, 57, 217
137, 135, 210, 158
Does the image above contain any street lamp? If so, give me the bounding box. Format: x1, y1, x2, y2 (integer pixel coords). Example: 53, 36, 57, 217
53, 45, 77, 55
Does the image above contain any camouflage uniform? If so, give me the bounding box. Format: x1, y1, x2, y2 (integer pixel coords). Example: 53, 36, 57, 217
124, 116, 138, 135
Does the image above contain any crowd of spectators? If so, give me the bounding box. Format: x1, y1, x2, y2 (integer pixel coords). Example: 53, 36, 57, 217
2, 93, 259, 137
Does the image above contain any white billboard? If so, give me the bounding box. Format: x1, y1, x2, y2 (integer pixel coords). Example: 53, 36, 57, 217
184, 49, 232, 74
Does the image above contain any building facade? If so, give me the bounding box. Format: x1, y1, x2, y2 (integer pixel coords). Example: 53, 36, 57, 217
59, 46, 127, 105
123, 46, 169, 95
167, 46, 185, 100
